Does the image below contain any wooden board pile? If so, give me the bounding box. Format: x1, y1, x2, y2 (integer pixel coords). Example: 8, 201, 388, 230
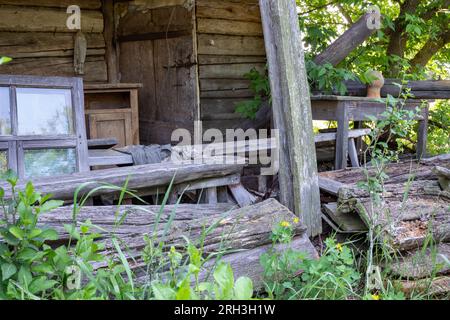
319, 154, 450, 296
38, 199, 318, 290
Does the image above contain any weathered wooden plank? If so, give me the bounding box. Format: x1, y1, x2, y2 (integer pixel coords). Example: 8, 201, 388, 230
198, 55, 266, 66
259, 0, 321, 236
433, 166, 450, 191
0, 56, 107, 82
0, 162, 245, 201
229, 183, 257, 207
199, 63, 265, 79
323, 202, 367, 232
0, 32, 105, 58
197, 18, 263, 36
196, 0, 262, 22
0, 5, 104, 33
197, 34, 265, 56
0, 0, 102, 9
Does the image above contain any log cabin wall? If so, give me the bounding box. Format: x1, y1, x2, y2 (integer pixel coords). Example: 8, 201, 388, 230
117, 2, 197, 145
196, 0, 267, 132
0, 0, 107, 83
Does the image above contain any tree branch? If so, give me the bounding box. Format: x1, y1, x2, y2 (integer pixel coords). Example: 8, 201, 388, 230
409, 30, 450, 70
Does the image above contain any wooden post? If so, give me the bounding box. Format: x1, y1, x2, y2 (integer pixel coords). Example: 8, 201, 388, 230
102, 0, 119, 83
259, 0, 322, 236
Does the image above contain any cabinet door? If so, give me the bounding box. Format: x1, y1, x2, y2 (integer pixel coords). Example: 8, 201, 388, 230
89, 111, 133, 147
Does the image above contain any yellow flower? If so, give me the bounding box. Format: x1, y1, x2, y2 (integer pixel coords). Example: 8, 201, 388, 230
371, 294, 380, 300
280, 221, 291, 228
293, 217, 300, 224
336, 243, 343, 252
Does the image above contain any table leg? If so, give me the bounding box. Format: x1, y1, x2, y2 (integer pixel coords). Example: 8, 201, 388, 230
335, 102, 349, 170
417, 105, 429, 160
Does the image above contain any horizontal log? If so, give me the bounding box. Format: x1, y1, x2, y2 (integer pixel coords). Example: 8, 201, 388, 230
395, 276, 450, 296
197, 18, 263, 36
37, 199, 312, 281
197, 34, 265, 56
0, 56, 107, 82
196, 0, 262, 23
198, 55, 266, 66
389, 243, 450, 279
0, 5, 104, 33
0, 32, 105, 59
199, 63, 265, 79
0, 162, 245, 201
0, 0, 102, 9
336, 80, 450, 99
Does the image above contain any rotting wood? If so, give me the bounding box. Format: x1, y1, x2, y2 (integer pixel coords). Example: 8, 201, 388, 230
433, 166, 450, 191
395, 276, 450, 296
389, 243, 450, 279
0, 162, 245, 202
35, 199, 317, 289
259, 0, 321, 236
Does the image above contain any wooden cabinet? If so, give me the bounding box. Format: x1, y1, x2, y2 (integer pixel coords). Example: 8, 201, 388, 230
84, 83, 141, 147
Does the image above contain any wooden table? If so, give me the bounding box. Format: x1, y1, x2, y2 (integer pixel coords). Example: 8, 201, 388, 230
311, 95, 429, 169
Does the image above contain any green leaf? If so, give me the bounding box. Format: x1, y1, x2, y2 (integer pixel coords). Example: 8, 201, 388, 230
40, 200, 64, 213
152, 283, 176, 300
1, 263, 17, 281
0, 56, 12, 65
234, 277, 253, 300
39, 229, 59, 241
176, 279, 192, 300
9, 226, 25, 240
214, 263, 234, 299
18, 266, 33, 287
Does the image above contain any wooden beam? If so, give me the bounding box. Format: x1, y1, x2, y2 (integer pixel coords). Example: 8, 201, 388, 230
259, 0, 321, 236
102, 0, 119, 83
314, 12, 376, 66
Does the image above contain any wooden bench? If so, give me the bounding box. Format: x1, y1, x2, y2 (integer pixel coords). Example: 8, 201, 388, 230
315, 128, 371, 168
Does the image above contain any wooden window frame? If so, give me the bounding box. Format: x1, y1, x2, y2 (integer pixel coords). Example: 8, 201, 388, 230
0, 75, 89, 179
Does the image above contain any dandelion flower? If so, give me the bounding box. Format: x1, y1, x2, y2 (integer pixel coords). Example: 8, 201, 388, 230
336, 243, 343, 252
280, 221, 291, 228
371, 294, 380, 300
293, 217, 300, 224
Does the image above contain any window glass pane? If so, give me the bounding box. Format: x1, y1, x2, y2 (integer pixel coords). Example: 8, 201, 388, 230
0, 151, 7, 173
24, 149, 76, 179
17, 88, 74, 135
0, 87, 11, 135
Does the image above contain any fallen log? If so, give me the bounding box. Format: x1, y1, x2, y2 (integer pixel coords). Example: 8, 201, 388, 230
38, 199, 311, 266
395, 276, 450, 297
37, 199, 318, 288
389, 243, 450, 279
0, 162, 245, 201
433, 166, 450, 192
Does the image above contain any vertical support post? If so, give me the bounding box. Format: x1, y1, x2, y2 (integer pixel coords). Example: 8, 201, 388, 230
335, 102, 350, 170
417, 103, 429, 160
102, 0, 119, 83
259, 0, 322, 236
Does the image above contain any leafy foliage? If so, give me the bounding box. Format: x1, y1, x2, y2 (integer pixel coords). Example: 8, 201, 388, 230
260, 220, 360, 300
0, 57, 12, 65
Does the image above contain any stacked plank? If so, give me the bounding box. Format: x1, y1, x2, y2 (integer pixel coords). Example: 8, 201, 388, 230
319, 154, 450, 296
0, 0, 107, 82
196, 0, 267, 131
37, 199, 318, 290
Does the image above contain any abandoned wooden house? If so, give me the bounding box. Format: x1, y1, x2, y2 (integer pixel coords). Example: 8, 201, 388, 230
0, 0, 449, 293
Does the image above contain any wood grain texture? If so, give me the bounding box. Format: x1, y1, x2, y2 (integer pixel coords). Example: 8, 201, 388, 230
259, 0, 322, 236
0, 5, 104, 33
